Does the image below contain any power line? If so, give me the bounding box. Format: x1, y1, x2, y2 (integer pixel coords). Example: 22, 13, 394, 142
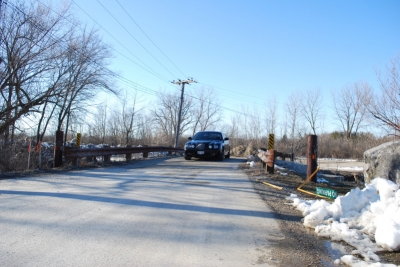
95, 0, 180, 80
112, 72, 159, 97
4, 1, 157, 98
8, 0, 181, 104
114, 0, 187, 78
70, 0, 171, 83
32, 0, 173, 86
183, 91, 260, 120
33, 0, 267, 113
197, 81, 271, 103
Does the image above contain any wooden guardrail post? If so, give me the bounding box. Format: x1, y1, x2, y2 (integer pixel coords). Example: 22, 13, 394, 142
71, 157, 78, 167
103, 145, 110, 162
54, 130, 63, 167
307, 135, 318, 183
142, 145, 149, 158
258, 149, 274, 173
266, 149, 275, 174
125, 145, 132, 161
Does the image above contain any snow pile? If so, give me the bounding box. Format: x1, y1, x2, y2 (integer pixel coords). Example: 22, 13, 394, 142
246, 161, 256, 168
246, 155, 256, 167
247, 155, 256, 168
274, 164, 288, 175
287, 178, 400, 266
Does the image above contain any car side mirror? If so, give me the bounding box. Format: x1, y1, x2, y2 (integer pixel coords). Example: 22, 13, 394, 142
224, 137, 229, 140
188, 137, 192, 140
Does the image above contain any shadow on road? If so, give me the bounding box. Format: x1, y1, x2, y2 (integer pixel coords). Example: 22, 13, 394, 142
0, 189, 298, 221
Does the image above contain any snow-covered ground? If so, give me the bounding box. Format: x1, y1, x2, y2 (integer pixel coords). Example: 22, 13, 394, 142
288, 177, 399, 267
251, 155, 365, 177
309, 157, 364, 173
247, 156, 400, 266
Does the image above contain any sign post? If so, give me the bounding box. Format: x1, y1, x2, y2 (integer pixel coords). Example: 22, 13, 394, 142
76, 133, 81, 147
267, 134, 275, 174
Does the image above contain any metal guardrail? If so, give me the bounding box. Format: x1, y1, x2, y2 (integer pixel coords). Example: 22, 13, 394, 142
64, 146, 184, 166
275, 151, 293, 161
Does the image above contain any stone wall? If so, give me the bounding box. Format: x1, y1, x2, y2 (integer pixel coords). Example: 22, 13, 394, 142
364, 140, 400, 184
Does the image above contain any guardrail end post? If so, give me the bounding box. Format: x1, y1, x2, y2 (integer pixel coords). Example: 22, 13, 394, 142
72, 157, 78, 167
126, 153, 132, 161
104, 155, 110, 163
142, 145, 149, 158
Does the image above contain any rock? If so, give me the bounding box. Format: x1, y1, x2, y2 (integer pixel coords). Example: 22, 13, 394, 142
363, 140, 400, 184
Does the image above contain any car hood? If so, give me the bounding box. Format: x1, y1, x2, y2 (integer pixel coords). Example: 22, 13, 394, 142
186, 140, 223, 145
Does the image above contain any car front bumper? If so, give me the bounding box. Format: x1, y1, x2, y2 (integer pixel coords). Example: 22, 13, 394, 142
185, 149, 222, 158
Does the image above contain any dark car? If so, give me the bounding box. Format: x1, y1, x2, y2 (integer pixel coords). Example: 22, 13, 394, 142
184, 131, 230, 160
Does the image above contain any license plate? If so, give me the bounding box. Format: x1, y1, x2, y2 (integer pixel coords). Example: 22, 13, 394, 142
197, 151, 204, 155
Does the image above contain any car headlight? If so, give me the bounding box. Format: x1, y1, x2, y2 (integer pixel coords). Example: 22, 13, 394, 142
185, 144, 195, 149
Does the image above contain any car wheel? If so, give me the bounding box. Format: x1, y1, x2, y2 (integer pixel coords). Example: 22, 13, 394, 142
218, 149, 224, 161
225, 151, 230, 159
184, 156, 191, 160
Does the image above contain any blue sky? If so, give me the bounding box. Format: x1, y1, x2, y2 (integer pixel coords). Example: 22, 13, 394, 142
55, 0, 400, 133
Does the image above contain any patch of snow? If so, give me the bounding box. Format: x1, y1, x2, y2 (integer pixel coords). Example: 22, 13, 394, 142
287, 178, 400, 266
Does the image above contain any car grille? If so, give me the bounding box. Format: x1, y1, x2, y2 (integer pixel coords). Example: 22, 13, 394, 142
197, 143, 205, 150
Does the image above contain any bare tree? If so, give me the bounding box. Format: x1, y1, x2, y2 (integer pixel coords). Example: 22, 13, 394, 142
366, 57, 400, 136
225, 114, 240, 149
35, 98, 58, 145
239, 105, 251, 140
286, 92, 303, 139
332, 83, 368, 139
248, 105, 262, 148
120, 91, 142, 146
301, 88, 324, 135
264, 95, 278, 136
53, 27, 114, 140
91, 103, 108, 144
151, 91, 194, 145
284, 91, 306, 155
107, 108, 122, 146
190, 87, 222, 136
0, 1, 71, 139
135, 114, 154, 145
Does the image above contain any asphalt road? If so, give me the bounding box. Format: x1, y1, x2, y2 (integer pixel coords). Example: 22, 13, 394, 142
0, 157, 284, 267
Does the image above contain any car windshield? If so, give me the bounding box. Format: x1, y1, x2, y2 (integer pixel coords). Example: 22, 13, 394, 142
193, 132, 222, 140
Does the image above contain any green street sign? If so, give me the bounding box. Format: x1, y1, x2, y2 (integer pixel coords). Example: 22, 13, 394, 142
316, 187, 338, 199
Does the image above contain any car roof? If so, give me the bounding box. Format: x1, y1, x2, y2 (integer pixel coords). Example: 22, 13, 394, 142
196, 131, 223, 134
193, 131, 225, 139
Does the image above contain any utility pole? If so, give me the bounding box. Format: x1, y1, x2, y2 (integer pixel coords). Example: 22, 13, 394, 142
172, 78, 196, 148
